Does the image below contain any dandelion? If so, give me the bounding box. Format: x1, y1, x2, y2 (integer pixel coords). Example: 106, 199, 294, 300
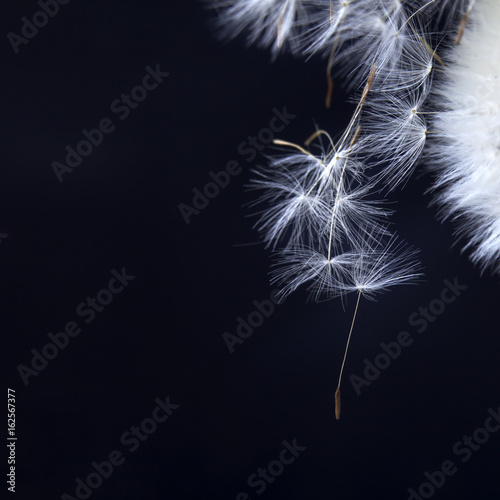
427, 0, 500, 274
208, 0, 494, 418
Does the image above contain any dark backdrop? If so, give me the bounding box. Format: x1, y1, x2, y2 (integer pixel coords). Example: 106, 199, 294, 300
1, 1, 499, 499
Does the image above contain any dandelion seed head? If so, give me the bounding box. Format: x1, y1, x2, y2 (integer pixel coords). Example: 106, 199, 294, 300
428, 0, 500, 274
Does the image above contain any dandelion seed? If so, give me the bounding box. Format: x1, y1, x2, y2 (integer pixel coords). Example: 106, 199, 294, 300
208, 0, 477, 420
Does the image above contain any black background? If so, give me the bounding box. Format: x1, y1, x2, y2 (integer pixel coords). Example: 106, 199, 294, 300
1, 1, 499, 499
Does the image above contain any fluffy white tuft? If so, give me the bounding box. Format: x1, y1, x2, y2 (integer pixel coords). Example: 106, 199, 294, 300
428, 0, 500, 274
210, 0, 311, 55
